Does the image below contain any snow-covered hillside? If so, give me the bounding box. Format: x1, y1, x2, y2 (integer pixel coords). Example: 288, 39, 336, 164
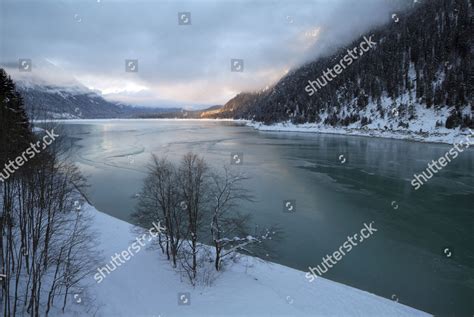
66, 204, 431, 317
244, 90, 473, 144
204, 0, 472, 141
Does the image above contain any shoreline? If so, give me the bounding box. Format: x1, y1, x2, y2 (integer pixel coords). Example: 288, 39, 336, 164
32, 118, 238, 123
32, 118, 473, 146
85, 204, 431, 316
245, 121, 473, 146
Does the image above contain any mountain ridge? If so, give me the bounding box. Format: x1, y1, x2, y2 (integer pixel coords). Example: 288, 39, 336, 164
15, 81, 179, 120
204, 0, 472, 134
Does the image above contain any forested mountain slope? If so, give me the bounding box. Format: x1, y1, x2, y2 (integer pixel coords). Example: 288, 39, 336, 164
206, 0, 472, 132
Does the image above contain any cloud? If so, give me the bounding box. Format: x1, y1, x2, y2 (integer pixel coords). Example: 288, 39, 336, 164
0, 0, 404, 108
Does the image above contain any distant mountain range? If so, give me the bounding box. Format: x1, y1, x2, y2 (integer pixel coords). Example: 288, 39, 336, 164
204, 0, 472, 132
16, 82, 179, 120
138, 105, 222, 119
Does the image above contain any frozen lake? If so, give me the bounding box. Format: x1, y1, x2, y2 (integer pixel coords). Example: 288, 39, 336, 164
56, 119, 473, 316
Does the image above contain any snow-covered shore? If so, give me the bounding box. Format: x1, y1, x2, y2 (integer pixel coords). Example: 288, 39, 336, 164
243, 95, 472, 145
246, 121, 472, 145
69, 204, 431, 317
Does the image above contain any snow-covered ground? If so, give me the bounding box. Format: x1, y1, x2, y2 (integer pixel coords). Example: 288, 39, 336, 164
67, 204, 431, 317
246, 92, 472, 145
247, 120, 471, 145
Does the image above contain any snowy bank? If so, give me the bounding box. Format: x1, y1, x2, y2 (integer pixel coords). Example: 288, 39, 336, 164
68, 204, 431, 317
247, 121, 472, 145
245, 94, 472, 145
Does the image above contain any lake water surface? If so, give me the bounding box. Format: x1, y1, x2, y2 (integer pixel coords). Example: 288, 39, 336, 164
59, 119, 473, 316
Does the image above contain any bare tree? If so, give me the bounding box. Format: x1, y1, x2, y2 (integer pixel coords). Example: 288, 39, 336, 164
209, 166, 282, 271
1, 70, 99, 316
132, 155, 186, 267
132, 152, 283, 286
209, 167, 252, 271
177, 153, 209, 283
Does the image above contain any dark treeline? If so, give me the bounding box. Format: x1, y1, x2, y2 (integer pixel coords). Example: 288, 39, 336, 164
0, 69, 98, 316
207, 0, 472, 130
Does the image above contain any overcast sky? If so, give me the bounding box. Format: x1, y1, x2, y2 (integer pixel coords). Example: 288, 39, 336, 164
0, 0, 405, 108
